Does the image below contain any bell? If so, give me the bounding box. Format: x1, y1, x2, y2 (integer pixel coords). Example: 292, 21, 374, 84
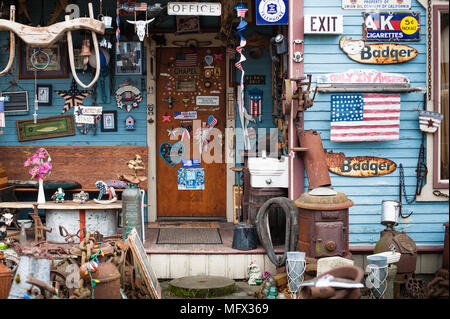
80, 40, 92, 56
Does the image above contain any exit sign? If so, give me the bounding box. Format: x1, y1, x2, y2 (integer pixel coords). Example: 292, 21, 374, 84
304, 15, 343, 34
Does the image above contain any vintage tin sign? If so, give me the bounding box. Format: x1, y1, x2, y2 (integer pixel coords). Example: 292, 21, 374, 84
339, 36, 418, 64
304, 15, 343, 34
363, 12, 420, 41
167, 2, 221, 16
342, 0, 411, 10
317, 69, 410, 84
326, 151, 397, 177
256, 0, 289, 25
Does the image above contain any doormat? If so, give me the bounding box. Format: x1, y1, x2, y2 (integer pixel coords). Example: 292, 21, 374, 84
148, 221, 220, 229
156, 228, 222, 244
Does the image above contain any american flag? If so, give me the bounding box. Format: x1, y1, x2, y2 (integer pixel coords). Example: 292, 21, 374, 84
175, 53, 198, 66
330, 93, 400, 142
134, 2, 147, 11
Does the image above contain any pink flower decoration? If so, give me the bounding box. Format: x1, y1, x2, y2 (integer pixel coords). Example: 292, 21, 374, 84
24, 148, 52, 180
31, 154, 41, 165
24, 159, 31, 167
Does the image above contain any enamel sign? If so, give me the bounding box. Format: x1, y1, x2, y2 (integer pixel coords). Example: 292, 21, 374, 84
167, 2, 221, 16
326, 151, 397, 177
339, 36, 417, 64
342, 0, 411, 10
304, 15, 343, 34
256, 0, 289, 25
317, 69, 410, 84
363, 12, 421, 41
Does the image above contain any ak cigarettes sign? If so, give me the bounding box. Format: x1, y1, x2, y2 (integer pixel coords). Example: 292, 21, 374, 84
363, 12, 421, 41
342, 0, 411, 10
339, 36, 417, 64
167, 2, 221, 16
304, 15, 343, 34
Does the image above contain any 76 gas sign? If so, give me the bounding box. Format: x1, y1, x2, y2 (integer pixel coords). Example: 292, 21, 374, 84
363, 12, 420, 41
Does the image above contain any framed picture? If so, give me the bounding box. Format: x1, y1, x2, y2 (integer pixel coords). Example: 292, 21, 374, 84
18, 41, 69, 79
36, 85, 52, 106
126, 228, 162, 299
0, 91, 29, 115
101, 110, 117, 132
16, 115, 75, 142
115, 42, 142, 75
176, 16, 200, 34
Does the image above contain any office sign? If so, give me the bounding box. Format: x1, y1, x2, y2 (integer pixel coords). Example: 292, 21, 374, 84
363, 12, 421, 41
167, 2, 221, 16
342, 0, 411, 10
256, 0, 289, 25
304, 15, 343, 34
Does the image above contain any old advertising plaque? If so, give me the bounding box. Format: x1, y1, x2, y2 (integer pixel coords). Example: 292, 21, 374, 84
339, 36, 418, 64
326, 151, 397, 177
363, 12, 421, 41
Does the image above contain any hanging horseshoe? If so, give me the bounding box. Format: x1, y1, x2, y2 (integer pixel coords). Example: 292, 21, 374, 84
0, 6, 15, 77
66, 3, 103, 89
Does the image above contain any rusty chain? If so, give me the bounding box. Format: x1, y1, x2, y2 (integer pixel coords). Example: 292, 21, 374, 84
427, 0, 432, 101
433, 190, 449, 199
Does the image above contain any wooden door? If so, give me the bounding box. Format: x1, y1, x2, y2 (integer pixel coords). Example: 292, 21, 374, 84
156, 47, 226, 218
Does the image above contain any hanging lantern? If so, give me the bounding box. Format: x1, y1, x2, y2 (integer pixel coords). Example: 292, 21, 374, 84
80, 39, 92, 69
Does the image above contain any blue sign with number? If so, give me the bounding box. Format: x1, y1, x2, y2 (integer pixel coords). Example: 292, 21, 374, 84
256, 0, 289, 25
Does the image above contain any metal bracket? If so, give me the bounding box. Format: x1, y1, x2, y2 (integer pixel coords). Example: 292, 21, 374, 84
293, 39, 304, 63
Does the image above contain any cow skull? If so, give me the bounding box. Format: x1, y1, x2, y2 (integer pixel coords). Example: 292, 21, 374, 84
127, 18, 155, 41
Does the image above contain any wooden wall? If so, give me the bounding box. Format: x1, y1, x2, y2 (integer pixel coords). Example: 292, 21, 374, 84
0, 0, 147, 148
0, 146, 148, 190
303, 0, 448, 247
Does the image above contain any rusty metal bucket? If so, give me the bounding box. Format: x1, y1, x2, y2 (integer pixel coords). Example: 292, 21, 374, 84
92, 262, 121, 299
298, 130, 331, 189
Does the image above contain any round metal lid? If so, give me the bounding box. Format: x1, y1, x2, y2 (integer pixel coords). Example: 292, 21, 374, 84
294, 188, 354, 210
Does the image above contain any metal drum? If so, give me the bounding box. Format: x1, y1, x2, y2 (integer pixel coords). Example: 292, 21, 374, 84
248, 187, 287, 245
381, 200, 400, 226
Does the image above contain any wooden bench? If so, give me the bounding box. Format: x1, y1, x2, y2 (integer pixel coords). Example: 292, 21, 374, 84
0, 146, 148, 193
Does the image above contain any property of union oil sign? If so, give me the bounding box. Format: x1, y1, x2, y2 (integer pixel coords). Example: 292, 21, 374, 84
363, 12, 421, 41
339, 36, 418, 64
342, 0, 411, 10
326, 151, 397, 177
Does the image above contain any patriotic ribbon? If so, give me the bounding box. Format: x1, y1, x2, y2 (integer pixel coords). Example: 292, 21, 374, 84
234, 3, 250, 149
116, 0, 120, 44
0, 98, 5, 133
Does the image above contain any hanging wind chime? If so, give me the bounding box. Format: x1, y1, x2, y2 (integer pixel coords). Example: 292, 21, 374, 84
234, 3, 250, 149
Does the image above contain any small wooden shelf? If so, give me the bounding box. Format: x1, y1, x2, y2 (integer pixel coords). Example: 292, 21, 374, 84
14, 188, 125, 192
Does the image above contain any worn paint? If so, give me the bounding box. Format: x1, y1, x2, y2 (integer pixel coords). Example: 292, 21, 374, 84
305, 0, 447, 247
326, 151, 397, 177
339, 36, 418, 64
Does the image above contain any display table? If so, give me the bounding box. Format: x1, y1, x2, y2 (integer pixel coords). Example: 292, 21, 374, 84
0, 201, 122, 243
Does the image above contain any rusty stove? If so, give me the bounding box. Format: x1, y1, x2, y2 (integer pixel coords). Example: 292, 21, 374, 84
294, 188, 354, 259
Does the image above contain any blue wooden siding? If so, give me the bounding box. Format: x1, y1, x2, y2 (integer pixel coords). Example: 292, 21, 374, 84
304, 0, 448, 246
234, 26, 276, 164
0, 0, 147, 147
